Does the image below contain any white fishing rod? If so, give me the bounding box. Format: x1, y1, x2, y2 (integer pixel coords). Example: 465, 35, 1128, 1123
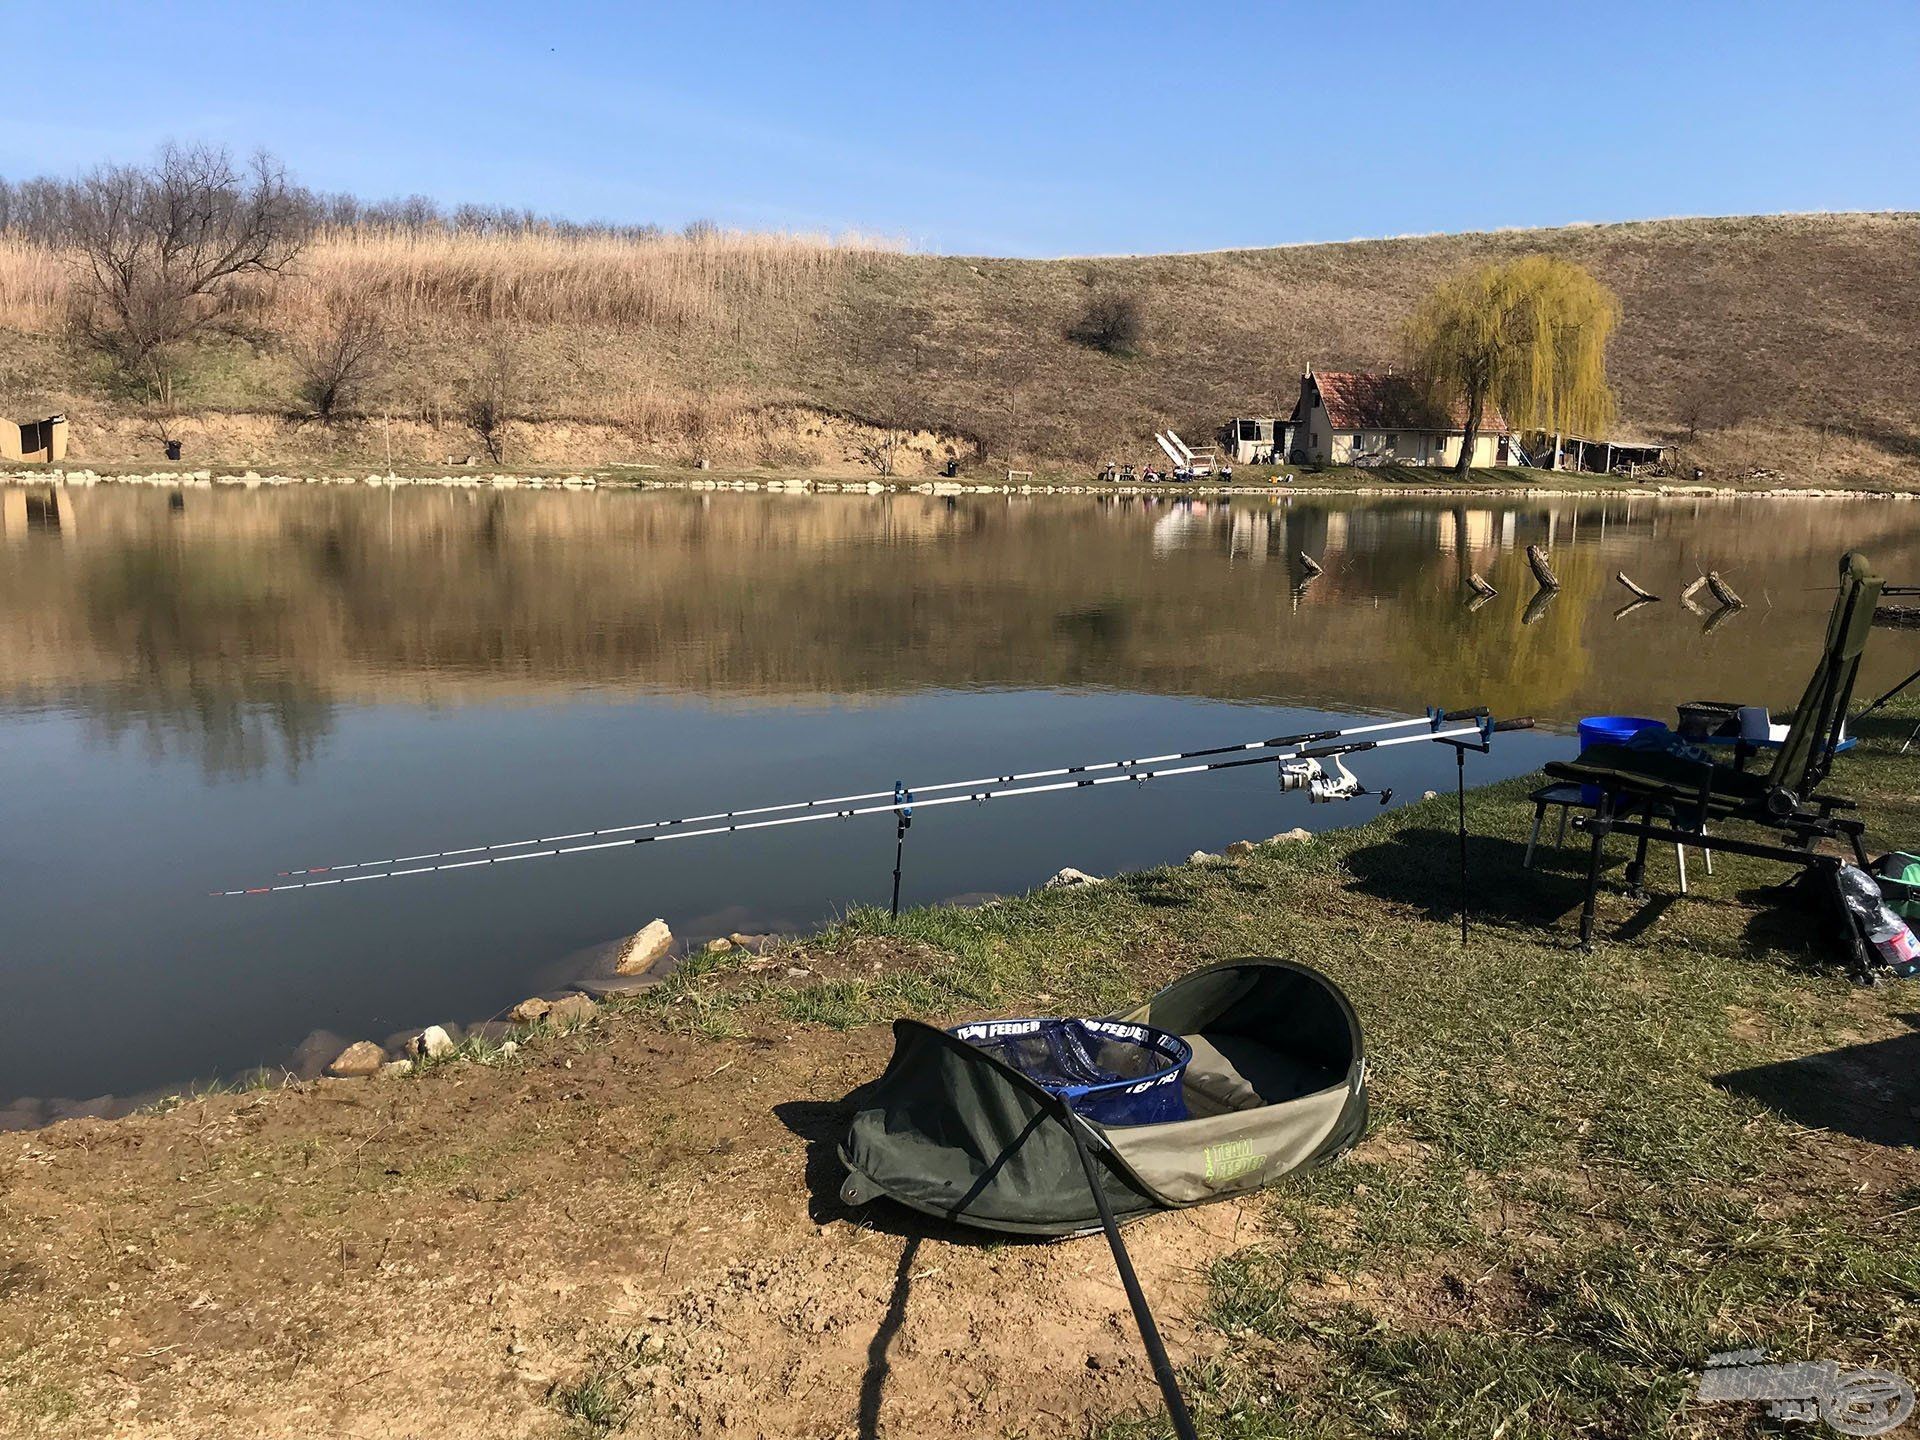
218, 713, 1532, 897
260, 709, 1492, 881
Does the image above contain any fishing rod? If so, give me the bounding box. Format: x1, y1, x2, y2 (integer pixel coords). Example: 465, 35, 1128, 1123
262, 709, 1494, 880
217, 712, 1532, 897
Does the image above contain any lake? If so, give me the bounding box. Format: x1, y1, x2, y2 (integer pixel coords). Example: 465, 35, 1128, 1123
3, 484, 1916, 1115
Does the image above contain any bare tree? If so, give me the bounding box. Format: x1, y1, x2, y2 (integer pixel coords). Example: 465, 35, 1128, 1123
857, 426, 902, 477
461, 334, 523, 464
293, 299, 390, 421
63, 144, 308, 401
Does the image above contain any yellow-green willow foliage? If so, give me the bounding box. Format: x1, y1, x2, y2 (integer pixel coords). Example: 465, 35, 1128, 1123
1404, 256, 1620, 474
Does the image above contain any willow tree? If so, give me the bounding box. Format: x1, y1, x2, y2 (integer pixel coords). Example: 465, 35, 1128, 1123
1404, 256, 1619, 476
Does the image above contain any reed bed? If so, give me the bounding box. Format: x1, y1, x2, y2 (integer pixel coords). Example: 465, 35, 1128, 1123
0, 237, 67, 331
0, 225, 904, 336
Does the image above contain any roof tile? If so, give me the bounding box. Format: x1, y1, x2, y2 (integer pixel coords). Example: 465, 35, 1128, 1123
1309, 371, 1508, 434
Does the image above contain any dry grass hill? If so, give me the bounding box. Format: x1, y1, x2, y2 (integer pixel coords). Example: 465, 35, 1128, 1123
1, 212, 1915, 480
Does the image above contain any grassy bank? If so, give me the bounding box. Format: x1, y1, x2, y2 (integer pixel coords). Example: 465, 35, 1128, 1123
2, 705, 1917, 1436
5, 212, 1918, 485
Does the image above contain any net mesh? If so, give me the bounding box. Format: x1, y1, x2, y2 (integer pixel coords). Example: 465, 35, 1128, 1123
949, 1018, 1192, 1126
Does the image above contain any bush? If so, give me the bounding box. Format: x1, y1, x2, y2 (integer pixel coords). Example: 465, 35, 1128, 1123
1067, 291, 1145, 356
292, 300, 389, 421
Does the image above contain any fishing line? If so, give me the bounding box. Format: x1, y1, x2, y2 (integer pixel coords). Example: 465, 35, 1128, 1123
218, 715, 1528, 897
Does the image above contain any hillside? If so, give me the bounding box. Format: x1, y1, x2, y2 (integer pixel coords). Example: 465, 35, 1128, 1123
2, 213, 1916, 481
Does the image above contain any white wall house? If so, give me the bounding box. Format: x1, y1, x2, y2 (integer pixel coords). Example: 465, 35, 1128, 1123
1289, 369, 1509, 467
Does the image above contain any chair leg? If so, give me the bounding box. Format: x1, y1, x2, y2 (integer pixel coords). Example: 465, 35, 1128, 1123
1701, 824, 1713, 876
1578, 813, 1609, 950
1626, 799, 1654, 900
1525, 804, 1545, 869
1674, 841, 1688, 895
1556, 808, 1569, 847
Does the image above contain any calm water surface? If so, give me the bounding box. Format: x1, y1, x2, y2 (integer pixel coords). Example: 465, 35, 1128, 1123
4, 485, 1916, 1112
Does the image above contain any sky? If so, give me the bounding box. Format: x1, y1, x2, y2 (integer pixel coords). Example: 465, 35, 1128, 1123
7, 0, 1918, 256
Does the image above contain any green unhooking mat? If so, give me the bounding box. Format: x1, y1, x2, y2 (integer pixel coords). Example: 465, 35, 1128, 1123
838, 958, 1369, 1237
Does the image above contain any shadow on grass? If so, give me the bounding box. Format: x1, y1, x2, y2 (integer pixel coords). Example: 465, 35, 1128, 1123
1117, 872, 1204, 910
1715, 1013, 1920, 1147
1342, 826, 1587, 930
1737, 873, 1863, 977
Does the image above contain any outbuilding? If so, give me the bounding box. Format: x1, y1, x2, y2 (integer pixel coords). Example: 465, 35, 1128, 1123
1289, 368, 1509, 467
1524, 430, 1670, 475
0, 414, 68, 464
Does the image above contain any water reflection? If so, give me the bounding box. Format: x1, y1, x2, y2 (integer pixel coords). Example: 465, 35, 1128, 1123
3, 484, 1918, 1109
6, 487, 1919, 771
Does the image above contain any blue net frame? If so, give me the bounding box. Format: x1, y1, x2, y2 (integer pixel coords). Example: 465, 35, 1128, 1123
949, 1017, 1193, 1126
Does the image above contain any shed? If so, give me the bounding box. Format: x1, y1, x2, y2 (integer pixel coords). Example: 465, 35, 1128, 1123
0, 414, 68, 464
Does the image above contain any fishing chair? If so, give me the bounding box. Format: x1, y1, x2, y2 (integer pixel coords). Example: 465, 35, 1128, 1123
1545, 552, 1884, 968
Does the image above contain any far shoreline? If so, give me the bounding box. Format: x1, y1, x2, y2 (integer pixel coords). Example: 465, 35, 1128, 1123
7, 460, 1919, 503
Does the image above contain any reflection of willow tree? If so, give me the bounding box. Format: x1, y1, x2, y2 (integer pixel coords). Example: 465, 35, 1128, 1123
7, 488, 1919, 731
79, 545, 335, 778
1407, 544, 1603, 717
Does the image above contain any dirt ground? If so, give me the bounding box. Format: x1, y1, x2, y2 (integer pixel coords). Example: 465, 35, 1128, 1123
0, 1006, 1260, 1439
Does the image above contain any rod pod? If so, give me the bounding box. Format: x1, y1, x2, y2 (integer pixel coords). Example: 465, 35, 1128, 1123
889, 782, 912, 918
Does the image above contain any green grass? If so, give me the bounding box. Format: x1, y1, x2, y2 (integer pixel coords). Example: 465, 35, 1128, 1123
631, 698, 1920, 1439
553, 1370, 629, 1438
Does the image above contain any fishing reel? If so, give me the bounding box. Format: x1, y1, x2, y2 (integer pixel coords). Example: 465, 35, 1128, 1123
1278, 755, 1392, 805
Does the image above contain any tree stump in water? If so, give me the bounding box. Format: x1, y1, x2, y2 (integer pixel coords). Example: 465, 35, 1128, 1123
1466, 572, 1497, 599
1706, 572, 1744, 609
1297, 551, 1324, 577
1526, 545, 1560, 591
1615, 571, 1659, 602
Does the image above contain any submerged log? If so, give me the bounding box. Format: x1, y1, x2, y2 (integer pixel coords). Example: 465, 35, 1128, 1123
1615, 571, 1660, 602
1681, 575, 1710, 604
1526, 545, 1560, 591
1465, 589, 1497, 614
1613, 596, 1658, 621
1467, 572, 1497, 598
1297, 551, 1324, 577
1706, 571, 1745, 609
1522, 587, 1559, 627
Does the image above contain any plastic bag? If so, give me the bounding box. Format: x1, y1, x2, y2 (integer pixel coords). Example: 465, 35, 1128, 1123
1837, 864, 1920, 978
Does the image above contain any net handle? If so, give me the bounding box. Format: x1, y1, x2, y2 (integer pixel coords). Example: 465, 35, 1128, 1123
1057, 1104, 1201, 1440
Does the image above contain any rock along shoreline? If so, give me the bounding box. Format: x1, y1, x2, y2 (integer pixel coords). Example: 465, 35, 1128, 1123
5, 465, 1916, 502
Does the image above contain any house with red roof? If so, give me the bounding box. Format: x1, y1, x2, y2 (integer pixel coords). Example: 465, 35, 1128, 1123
1289, 367, 1510, 468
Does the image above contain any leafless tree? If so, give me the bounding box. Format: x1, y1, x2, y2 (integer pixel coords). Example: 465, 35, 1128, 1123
62, 144, 309, 401
461, 334, 523, 463
293, 299, 391, 421
857, 427, 902, 477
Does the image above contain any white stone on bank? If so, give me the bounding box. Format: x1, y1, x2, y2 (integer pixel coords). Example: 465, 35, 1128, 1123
615, 918, 674, 975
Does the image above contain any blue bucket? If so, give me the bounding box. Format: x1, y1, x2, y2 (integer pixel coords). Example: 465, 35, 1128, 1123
1576, 715, 1667, 805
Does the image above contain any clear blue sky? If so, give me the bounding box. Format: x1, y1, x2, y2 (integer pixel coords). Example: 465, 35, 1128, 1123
10, 0, 1917, 256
